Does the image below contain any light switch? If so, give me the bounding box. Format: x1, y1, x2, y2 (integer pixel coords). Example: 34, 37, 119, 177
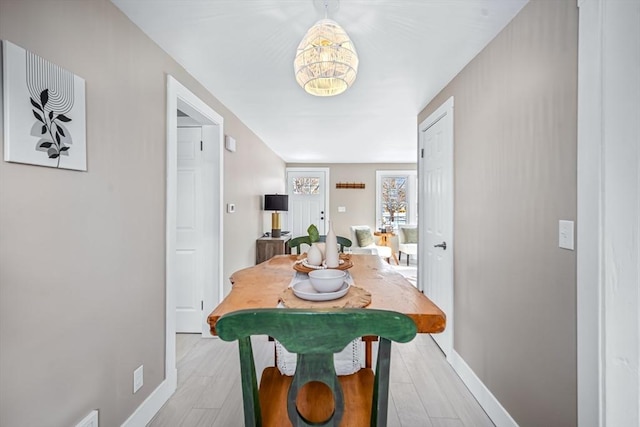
559, 220, 574, 250
227, 203, 236, 213
338, 206, 346, 213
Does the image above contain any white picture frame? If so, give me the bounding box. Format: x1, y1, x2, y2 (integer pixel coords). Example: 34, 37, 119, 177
2, 40, 86, 171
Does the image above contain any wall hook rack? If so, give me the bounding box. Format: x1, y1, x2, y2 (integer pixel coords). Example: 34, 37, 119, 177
336, 182, 365, 189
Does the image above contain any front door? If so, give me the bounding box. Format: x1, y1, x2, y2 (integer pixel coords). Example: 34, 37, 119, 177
419, 97, 454, 357
176, 126, 204, 332
286, 168, 329, 242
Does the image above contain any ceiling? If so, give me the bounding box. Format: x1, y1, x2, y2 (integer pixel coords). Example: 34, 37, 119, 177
111, 0, 528, 163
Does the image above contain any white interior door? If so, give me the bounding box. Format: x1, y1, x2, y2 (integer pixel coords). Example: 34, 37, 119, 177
176, 127, 204, 333
419, 97, 454, 357
286, 168, 329, 240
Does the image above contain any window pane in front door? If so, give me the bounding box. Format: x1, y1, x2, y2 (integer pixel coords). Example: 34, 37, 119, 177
292, 177, 320, 195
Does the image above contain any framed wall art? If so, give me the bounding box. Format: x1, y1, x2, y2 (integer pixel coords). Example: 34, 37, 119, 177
2, 40, 86, 171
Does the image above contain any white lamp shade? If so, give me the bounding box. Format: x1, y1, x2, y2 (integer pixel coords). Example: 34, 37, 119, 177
294, 18, 359, 97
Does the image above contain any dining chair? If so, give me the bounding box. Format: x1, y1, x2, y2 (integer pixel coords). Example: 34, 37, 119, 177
288, 235, 312, 254
288, 235, 352, 254
217, 308, 417, 427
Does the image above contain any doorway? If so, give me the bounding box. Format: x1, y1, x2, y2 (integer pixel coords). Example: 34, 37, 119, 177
165, 76, 224, 385
175, 124, 214, 333
286, 167, 330, 239
419, 96, 454, 358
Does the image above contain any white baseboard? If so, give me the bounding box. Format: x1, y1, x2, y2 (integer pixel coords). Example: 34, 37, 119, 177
121, 368, 177, 427
449, 350, 519, 427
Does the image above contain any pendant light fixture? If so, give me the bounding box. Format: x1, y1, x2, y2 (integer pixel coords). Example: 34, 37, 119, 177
293, 0, 359, 97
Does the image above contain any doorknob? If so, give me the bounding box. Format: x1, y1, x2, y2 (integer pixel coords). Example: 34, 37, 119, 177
434, 241, 447, 250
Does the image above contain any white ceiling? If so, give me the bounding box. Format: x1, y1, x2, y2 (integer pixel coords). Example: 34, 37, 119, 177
111, 0, 528, 163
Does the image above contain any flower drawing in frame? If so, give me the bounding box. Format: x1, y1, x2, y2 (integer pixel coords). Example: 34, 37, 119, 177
3, 40, 86, 171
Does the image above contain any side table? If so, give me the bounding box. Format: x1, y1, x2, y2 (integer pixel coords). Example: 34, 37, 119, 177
374, 231, 399, 265
256, 235, 291, 264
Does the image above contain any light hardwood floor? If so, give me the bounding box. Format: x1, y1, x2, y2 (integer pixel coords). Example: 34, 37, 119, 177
148, 333, 494, 427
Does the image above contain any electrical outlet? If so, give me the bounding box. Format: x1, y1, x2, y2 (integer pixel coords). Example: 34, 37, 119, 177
75, 410, 98, 427
133, 365, 144, 393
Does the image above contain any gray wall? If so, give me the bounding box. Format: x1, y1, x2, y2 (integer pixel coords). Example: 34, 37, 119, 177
0, 0, 284, 425
418, 0, 578, 425
223, 118, 286, 296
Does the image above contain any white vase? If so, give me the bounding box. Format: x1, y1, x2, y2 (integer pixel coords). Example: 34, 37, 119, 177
306, 242, 323, 266
315, 242, 326, 259
325, 221, 340, 268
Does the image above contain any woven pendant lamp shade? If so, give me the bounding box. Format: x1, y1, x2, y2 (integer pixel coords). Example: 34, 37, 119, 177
294, 18, 359, 97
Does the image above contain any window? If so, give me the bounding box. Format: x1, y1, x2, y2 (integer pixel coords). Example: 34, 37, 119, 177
376, 170, 417, 230
292, 177, 320, 195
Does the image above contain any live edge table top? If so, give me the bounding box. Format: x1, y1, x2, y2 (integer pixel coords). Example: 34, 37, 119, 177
207, 254, 446, 336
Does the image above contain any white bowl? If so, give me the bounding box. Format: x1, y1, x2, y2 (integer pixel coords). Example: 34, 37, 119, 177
308, 269, 347, 293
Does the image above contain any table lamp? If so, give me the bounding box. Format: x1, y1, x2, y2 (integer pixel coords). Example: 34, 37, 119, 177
264, 194, 288, 238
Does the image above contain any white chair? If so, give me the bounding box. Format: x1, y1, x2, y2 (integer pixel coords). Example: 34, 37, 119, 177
350, 225, 392, 262
398, 225, 418, 266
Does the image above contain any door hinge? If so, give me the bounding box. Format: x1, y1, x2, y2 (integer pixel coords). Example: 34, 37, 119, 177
201, 300, 203, 310
200, 141, 203, 151
421, 148, 424, 158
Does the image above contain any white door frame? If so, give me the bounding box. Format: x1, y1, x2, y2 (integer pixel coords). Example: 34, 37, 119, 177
576, 1, 604, 423
577, 1, 640, 425
166, 75, 224, 363
285, 167, 330, 234
418, 96, 454, 356
122, 75, 224, 427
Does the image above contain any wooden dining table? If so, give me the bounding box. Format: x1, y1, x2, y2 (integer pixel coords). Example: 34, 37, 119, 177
207, 254, 446, 337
